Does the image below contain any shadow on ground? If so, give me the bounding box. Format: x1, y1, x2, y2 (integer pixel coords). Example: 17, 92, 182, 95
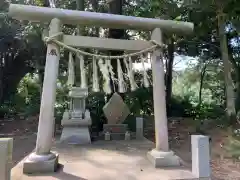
25, 164, 87, 180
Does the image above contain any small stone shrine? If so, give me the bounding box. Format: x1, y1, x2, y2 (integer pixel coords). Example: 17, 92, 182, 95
60, 87, 91, 144
103, 92, 131, 140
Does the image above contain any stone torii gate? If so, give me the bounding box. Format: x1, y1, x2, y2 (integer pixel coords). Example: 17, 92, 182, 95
8, 4, 193, 173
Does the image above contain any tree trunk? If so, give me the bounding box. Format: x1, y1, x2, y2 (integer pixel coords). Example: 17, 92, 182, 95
0, 53, 4, 105
91, 0, 99, 36
91, 0, 98, 13
166, 37, 174, 116
75, 0, 85, 86
108, 0, 124, 94
227, 37, 240, 113
76, 0, 85, 35
36, 61, 45, 97
198, 64, 207, 108
43, 0, 50, 7
217, 12, 236, 124
235, 76, 240, 111
38, 0, 51, 96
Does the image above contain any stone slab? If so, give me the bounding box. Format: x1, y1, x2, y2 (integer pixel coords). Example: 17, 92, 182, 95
147, 149, 181, 168
136, 117, 144, 140
12, 139, 197, 180
60, 126, 91, 144
103, 92, 130, 124
23, 153, 59, 174
109, 133, 126, 140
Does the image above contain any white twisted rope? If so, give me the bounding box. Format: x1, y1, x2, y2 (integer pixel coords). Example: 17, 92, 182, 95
44, 32, 164, 59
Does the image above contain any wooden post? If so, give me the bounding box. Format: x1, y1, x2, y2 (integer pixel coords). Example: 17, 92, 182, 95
151, 28, 169, 151
23, 18, 61, 174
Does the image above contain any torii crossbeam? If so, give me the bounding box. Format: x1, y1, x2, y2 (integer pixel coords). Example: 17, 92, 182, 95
8, 4, 193, 33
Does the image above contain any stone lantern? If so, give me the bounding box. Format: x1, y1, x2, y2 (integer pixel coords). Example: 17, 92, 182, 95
60, 87, 91, 144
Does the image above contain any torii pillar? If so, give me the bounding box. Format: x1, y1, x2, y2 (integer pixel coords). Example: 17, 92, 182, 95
23, 18, 61, 173
147, 28, 180, 167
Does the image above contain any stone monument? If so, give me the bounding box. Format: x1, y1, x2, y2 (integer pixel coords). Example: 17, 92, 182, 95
60, 87, 91, 144
103, 92, 130, 140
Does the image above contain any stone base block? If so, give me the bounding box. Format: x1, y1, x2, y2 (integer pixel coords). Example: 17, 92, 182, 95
61, 118, 91, 126
60, 126, 91, 144
103, 124, 127, 133
23, 152, 59, 174
111, 133, 126, 140
147, 149, 181, 168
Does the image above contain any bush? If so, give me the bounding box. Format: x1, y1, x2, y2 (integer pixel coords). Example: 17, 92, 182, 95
0, 71, 225, 134
85, 88, 197, 132
123, 115, 137, 132
87, 92, 106, 132
169, 95, 195, 117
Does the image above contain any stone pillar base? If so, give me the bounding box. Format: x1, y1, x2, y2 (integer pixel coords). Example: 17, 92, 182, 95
60, 126, 91, 144
147, 149, 181, 168
23, 152, 59, 174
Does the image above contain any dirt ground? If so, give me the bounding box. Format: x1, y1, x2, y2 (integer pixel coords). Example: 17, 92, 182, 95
1, 116, 240, 179
159, 118, 240, 180
173, 125, 240, 180
144, 117, 240, 180
0, 116, 37, 167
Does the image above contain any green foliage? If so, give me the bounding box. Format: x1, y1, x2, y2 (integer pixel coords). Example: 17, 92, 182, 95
87, 92, 106, 131
0, 70, 224, 131
86, 87, 201, 132
123, 115, 137, 132
0, 74, 40, 118
169, 95, 195, 117
55, 84, 69, 124
0, 73, 68, 122
124, 88, 153, 116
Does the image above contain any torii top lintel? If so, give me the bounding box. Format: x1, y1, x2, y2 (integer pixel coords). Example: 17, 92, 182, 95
8, 4, 194, 34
